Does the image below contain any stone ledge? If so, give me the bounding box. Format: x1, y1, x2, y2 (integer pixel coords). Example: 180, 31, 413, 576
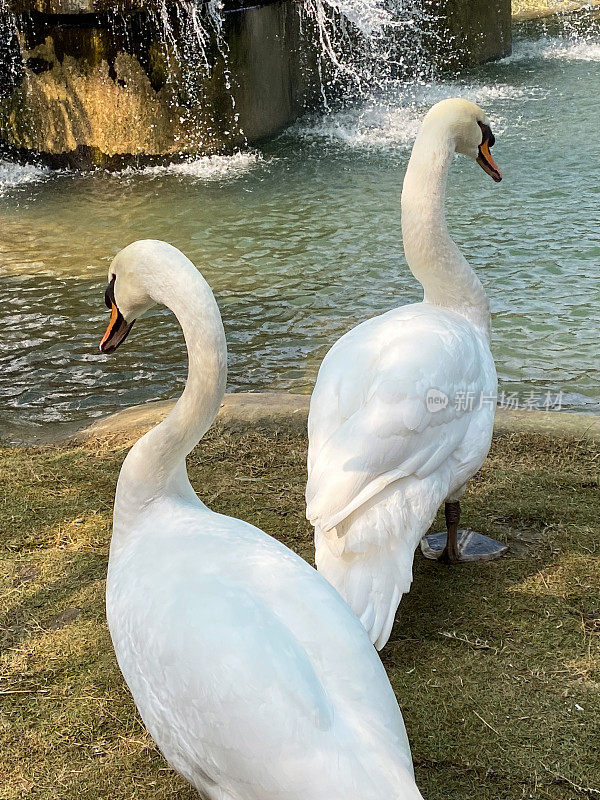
76, 392, 310, 447
3, 393, 598, 448
72, 392, 600, 447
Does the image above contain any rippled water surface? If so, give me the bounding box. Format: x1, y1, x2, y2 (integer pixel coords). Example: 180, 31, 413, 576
1, 13, 599, 432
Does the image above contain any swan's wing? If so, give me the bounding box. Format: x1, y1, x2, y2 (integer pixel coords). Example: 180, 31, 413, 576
306, 307, 495, 532
122, 575, 331, 795
117, 567, 420, 800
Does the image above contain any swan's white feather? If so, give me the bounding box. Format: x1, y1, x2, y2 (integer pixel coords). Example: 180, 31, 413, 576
108, 501, 422, 799
306, 303, 497, 648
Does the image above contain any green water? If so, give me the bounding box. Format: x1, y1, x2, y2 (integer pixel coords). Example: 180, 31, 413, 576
1, 13, 599, 434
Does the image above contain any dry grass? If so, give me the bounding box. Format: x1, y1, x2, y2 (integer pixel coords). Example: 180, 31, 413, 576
0, 428, 599, 799
512, 0, 600, 19
512, 0, 560, 18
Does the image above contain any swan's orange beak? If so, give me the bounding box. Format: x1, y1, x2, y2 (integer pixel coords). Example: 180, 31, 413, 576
100, 278, 134, 354
476, 138, 502, 183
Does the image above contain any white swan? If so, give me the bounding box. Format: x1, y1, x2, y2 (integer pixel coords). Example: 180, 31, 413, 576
306, 98, 504, 651
100, 239, 424, 800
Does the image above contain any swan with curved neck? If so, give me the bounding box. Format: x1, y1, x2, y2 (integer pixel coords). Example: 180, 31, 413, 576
100, 239, 424, 800
306, 98, 505, 651
402, 98, 500, 334
101, 244, 227, 520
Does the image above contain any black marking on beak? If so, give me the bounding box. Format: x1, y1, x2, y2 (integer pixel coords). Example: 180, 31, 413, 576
105, 274, 116, 310
476, 121, 502, 183
100, 275, 135, 354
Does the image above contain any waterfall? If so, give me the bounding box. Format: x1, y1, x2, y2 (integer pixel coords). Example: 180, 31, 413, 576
0, 0, 21, 101
0, 0, 247, 162
301, 0, 442, 104
137, 0, 441, 114
144, 0, 244, 145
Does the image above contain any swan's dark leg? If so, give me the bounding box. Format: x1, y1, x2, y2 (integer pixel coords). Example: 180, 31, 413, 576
439, 500, 461, 565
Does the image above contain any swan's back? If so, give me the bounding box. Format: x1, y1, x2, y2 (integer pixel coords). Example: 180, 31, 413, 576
307, 303, 495, 526
306, 303, 496, 648
107, 499, 423, 800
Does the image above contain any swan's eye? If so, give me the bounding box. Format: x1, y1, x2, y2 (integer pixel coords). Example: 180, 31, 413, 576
105, 275, 116, 310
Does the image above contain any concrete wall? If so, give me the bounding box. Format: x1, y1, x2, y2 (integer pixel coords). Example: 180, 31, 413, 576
431, 0, 511, 67
226, 2, 322, 143
0, 0, 322, 167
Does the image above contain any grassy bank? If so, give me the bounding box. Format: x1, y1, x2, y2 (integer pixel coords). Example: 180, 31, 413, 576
1, 429, 599, 800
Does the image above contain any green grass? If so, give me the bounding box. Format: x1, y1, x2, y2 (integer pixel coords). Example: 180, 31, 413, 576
1, 429, 599, 799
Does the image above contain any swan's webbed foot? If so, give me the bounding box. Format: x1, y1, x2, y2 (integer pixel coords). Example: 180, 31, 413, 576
420, 500, 508, 563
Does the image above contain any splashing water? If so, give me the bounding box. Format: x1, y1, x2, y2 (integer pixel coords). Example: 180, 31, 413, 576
0, 0, 441, 150
118, 151, 264, 180
290, 78, 530, 151
502, 35, 600, 62
322, 0, 394, 36
152, 0, 229, 95
0, 160, 49, 195
104, 0, 438, 139
298, 0, 442, 107
504, 5, 600, 63
132, 0, 243, 143
0, 0, 21, 98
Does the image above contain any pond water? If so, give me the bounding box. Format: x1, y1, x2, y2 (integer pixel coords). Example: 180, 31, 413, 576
1, 11, 599, 435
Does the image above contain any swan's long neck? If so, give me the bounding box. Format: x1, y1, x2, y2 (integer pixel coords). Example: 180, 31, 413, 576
115, 261, 227, 519
401, 127, 491, 336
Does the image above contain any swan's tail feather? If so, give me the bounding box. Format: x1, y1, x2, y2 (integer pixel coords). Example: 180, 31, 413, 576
313, 476, 444, 649
315, 529, 414, 650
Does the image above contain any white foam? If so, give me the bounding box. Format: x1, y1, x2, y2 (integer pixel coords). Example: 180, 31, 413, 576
293, 81, 530, 150
293, 103, 422, 149
413, 81, 531, 105
119, 151, 265, 180
0, 160, 50, 195
501, 36, 600, 63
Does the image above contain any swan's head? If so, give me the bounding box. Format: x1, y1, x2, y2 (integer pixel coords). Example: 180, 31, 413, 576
99, 241, 161, 353
422, 98, 502, 182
